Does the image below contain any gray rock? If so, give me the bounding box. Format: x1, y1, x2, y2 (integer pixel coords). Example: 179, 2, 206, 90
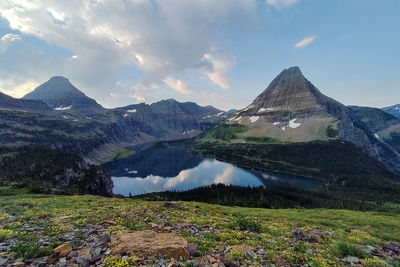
0, 258, 8, 265
256, 248, 266, 255
341, 256, 360, 264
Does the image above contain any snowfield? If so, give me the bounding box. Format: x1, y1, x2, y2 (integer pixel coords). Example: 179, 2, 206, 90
249, 116, 259, 123
54, 105, 72, 111
289, 118, 301, 128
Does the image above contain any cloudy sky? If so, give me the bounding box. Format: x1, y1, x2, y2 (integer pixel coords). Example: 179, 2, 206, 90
0, 0, 399, 110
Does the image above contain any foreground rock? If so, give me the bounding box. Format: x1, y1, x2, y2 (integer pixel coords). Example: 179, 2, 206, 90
110, 230, 190, 260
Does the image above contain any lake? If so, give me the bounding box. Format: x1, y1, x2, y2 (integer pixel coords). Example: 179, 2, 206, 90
103, 142, 323, 196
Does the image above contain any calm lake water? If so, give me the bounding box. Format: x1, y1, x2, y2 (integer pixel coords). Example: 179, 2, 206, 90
103, 143, 323, 196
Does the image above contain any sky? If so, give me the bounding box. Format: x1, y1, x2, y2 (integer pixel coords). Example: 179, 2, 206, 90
0, 0, 399, 110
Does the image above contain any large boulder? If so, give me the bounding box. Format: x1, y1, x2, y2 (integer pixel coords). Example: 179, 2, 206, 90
110, 230, 190, 260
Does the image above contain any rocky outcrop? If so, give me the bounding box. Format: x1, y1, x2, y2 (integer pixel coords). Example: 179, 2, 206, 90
110, 230, 190, 260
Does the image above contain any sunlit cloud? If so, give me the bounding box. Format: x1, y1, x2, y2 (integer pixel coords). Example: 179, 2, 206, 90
266, 0, 299, 8
163, 77, 191, 94
294, 35, 316, 48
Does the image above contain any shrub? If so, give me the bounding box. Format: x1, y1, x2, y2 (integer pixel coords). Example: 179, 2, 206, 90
230, 217, 262, 232
11, 240, 52, 260
104, 255, 136, 267
333, 241, 368, 259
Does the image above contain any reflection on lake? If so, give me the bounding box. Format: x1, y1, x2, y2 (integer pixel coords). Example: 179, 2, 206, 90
102, 143, 323, 196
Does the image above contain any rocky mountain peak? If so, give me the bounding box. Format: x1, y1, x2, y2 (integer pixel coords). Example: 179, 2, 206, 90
23, 76, 103, 112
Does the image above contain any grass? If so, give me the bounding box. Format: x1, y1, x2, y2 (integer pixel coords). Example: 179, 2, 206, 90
0, 187, 399, 265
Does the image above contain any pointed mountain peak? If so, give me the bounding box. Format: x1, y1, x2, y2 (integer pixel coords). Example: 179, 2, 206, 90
23, 77, 103, 112
48, 76, 70, 83
279, 66, 302, 76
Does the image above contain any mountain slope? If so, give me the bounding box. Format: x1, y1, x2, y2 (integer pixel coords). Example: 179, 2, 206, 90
0, 91, 51, 113
205, 66, 400, 174
23, 76, 104, 114
382, 104, 400, 119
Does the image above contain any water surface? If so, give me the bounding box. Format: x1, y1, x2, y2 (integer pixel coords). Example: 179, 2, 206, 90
103, 143, 323, 196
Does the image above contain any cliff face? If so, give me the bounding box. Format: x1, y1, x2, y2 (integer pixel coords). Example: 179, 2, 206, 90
226, 66, 400, 174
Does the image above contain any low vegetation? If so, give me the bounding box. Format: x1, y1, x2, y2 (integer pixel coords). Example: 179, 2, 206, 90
0, 187, 399, 266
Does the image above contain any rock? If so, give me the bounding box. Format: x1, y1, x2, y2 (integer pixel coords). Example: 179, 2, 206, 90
11, 262, 25, 266
256, 248, 266, 255
187, 243, 198, 256
362, 245, 376, 254
342, 256, 360, 264
168, 258, 176, 267
77, 248, 92, 259
292, 228, 316, 243
0, 258, 8, 265
310, 228, 333, 237
59, 257, 67, 263
212, 255, 239, 267
67, 250, 79, 259
110, 230, 190, 260
89, 254, 102, 265
246, 251, 257, 259
163, 202, 178, 208
384, 242, 400, 255
93, 247, 102, 256
54, 243, 72, 257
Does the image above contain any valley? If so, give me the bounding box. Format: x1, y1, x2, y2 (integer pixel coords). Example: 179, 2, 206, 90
1, 67, 400, 266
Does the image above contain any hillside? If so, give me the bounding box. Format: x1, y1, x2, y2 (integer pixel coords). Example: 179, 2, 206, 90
0, 91, 51, 114
0, 188, 399, 266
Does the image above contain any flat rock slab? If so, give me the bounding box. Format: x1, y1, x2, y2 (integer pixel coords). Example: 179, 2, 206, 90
110, 230, 190, 260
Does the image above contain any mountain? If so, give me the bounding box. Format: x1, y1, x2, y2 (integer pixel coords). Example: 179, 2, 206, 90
1, 78, 226, 164
23, 76, 104, 114
382, 104, 400, 119
203, 66, 400, 174
0, 91, 51, 113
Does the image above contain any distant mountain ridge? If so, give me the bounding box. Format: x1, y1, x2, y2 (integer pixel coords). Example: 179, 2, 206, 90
0, 78, 227, 163
382, 104, 400, 119
0, 91, 51, 113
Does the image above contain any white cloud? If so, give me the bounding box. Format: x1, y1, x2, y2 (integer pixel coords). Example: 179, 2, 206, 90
266, 0, 299, 8
294, 35, 316, 48
0, 33, 21, 52
0, 0, 258, 106
202, 53, 236, 90
163, 77, 191, 94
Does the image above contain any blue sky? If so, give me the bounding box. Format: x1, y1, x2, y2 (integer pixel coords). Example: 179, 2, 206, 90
0, 0, 399, 110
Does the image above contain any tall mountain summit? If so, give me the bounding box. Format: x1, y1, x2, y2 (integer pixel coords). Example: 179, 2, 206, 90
225, 66, 400, 174
23, 76, 104, 113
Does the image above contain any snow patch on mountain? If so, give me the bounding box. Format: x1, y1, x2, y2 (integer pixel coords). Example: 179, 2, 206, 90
54, 105, 72, 111
249, 116, 259, 123
289, 118, 301, 128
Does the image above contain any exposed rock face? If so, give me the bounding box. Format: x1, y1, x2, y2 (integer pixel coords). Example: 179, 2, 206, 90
227, 66, 400, 174
110, 230, 190, 260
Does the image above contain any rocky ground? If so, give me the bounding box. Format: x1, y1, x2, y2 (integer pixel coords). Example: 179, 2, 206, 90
0, 187, 400, 266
